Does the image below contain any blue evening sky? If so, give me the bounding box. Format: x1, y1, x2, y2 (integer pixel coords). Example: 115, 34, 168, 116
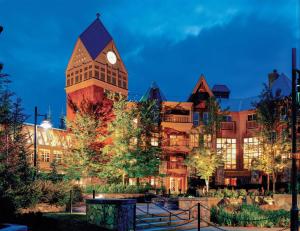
0, 0, 299, 126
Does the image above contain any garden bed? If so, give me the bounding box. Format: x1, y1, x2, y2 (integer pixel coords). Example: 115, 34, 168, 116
210, 204, 289, 228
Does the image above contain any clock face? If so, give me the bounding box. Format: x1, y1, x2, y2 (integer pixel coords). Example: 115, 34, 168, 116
107, 51, 117, 64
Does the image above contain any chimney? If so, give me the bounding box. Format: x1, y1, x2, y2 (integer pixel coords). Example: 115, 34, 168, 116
268, 69, 279, 87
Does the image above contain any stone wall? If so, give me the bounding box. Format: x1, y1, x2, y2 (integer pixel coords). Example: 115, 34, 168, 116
178, 197, 220, 222
84, 193, 145, 199
86, 199, 136, 231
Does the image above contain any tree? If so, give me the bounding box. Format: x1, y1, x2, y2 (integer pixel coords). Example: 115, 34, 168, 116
252, 84, 291, 192
64, 97, 113, 181
186, 96, 227, 192
0, 66, 34, 219
132, 100, 161, 184
186, 135, 223, 192
101, 98, 139, 184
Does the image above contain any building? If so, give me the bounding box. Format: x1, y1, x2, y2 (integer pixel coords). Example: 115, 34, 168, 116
32, 16, 293, 193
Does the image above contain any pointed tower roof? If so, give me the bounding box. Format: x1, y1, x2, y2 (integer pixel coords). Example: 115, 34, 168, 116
79, 16, 112, 60
140, 81, 167, 103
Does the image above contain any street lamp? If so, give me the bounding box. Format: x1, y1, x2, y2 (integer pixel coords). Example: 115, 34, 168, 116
33, 106, 52, 179
291, 48, 299, 231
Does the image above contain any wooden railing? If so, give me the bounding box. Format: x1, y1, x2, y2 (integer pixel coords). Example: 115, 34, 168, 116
246, 120, 258, 129
220, 121, 236, 131
167, 162, 187, 170
164, 139, 190, 147
163, 115, 191, 123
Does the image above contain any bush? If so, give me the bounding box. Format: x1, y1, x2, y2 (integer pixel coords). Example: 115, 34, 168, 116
211, 204, 289, 228
85, 183, 155, 194
71, 185, 84, 203
29, 180, 70, 206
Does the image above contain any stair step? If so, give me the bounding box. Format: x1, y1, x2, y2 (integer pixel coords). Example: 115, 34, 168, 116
137, 221, 201, 231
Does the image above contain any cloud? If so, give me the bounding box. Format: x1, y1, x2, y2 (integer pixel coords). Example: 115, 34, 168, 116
0, 0, 297, 125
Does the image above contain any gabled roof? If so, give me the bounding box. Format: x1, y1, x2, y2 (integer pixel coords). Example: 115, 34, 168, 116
212, 84, 230, 93
188, 75, 213, 101
140, 81, 167, 103
79, 18, 112, 60
271, 73, 291, 98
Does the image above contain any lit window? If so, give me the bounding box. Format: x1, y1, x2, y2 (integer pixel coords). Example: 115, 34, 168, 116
243, 137, 261, 170
204, 134, 212, 148
190, 133, 199, 147
40, 149, 50, 162
130, 137, 137, 146
151, 133, 159, 146
217, 138, 236, 169
170, 135, 185, 146
53, 150, 63, 164
193, 112, 200, 126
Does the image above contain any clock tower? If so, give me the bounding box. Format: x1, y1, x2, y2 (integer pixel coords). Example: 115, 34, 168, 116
65, 14, 128, 120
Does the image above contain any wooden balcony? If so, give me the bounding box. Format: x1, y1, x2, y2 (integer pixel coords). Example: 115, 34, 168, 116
163, 115, 191, 123
220, 121, 236, 131
167, 162, 187, 170
246, 120, 258, 129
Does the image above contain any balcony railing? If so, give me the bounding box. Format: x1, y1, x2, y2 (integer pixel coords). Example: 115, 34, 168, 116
163, 115, 191, 123
164, 139, 190, 147
246, 120, 258, 129
220, 121, 236, 131
167, 162, 187, 169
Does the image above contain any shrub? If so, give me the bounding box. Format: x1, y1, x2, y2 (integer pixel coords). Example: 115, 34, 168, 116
223, 188, 238, 199
29, 180, 70, 206
211, 204, 289, 228
85, 183, 155, 194
71, 185, 83, 203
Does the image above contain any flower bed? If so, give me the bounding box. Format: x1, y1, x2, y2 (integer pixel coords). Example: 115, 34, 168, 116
210, 204, 289, 228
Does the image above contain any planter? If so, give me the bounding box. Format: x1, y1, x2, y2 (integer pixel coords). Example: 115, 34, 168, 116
165, 198, 179, 210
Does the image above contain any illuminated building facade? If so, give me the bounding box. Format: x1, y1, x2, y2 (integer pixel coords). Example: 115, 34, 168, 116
31, 16, 292, 193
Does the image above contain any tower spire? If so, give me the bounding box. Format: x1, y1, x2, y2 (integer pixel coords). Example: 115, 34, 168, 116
96, 13, 100, 19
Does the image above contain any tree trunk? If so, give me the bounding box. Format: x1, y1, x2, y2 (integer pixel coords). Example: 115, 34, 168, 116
122, 173, 125, 185
272, 172, 276, 193
267, 174, 270, 191
205, 177, 209, 193
136, 177, 140, 186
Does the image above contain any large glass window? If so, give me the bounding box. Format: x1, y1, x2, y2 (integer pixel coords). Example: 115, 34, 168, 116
190, 133, 199, 147
217, 138, 236, 169
243, 137, 261, 170
40, 149, 50, 162
53, 150, 63, 164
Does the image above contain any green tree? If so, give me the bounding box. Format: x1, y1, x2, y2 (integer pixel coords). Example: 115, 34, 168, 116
186, 97, 227, 192
101, 98, 139, 184
186, 135, 223, 192
64, 97, 113, 181
0, 66, 34, 219
133, 100, 161, 184
252, 84, 291, 192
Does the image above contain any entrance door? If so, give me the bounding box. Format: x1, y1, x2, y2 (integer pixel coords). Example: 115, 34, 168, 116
170, 177, 183, 193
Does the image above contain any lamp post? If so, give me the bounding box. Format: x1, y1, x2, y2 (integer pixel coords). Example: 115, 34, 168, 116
33, 106, 52, 179
291, 48, 299, 231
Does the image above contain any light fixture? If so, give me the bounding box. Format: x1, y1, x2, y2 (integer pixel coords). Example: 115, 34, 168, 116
40, 119, 52, 129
